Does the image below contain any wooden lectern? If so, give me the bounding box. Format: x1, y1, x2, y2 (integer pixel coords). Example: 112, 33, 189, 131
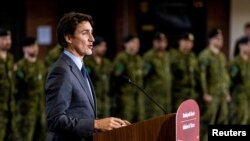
93, 113, 176, 141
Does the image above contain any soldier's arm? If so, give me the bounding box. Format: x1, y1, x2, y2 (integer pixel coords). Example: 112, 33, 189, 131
199, 57, 209, 94
144, 61, 153, 76
221, 56, 231, 101
228, 56, 240, 79
143, 53, 153, 76
199, 55, 214, 102
113, 54, 125, 76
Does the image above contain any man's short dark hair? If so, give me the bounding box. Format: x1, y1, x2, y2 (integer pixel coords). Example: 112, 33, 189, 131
57, 12, 93, 48
0, 28, 11, 37
245, 22, 250, 29
21, 37, 37, 47
123, 33, 138, 43
93, 36, 105, 47
152, 32, 166, 41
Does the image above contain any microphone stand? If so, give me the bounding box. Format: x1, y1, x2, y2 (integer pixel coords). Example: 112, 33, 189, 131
125, 77, 167, 114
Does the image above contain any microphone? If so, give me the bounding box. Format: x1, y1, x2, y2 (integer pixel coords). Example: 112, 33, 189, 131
122, 76, 167, 114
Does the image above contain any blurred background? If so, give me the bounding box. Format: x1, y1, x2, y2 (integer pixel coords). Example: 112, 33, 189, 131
1, 0, 249, 61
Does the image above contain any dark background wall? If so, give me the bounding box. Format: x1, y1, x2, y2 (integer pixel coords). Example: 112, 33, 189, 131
0, 0, 26, 61
136, 0, 207, 55
0, 0, 230, 61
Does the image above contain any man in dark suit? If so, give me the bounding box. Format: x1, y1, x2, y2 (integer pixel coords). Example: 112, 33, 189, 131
45, 12, 130, 141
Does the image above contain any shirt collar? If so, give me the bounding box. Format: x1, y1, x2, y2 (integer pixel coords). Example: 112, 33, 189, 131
63, 49, 83, 70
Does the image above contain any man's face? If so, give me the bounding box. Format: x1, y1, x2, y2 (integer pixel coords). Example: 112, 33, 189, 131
210, 34, 223, 49
23, 43, 39, 58
94, 41, 107, 56
179, 39, 193, 53
66, 21, 94, 57
153, 38, 168, 51
125, 38, 140, 55
0, 35, 12, 51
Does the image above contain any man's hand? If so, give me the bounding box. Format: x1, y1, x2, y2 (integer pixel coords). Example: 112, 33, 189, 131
94, 117, 131, 131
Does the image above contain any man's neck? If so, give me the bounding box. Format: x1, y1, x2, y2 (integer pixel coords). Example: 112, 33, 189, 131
125, 50, 136, 56
93, 55, 102, 64
209, 45, 220, 54
240, 52, 249, 61
24, 55, 37, 62
154, 49, 165, 57
0, 50, 7, 60
65, 48, 84, 60
179, 48, 190, 55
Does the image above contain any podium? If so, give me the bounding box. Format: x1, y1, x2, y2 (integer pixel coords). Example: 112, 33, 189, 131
93, 113, 176, 141
93, 99, 200, 141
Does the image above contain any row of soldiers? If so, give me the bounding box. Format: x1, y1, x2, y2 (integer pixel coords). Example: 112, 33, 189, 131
0, 28, 46, 141
1, 26, 250, 141
46, 28, 250, 141
83, 29, 250, 141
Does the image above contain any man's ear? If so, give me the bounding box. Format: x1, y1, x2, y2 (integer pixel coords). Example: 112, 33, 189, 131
64, 34, 72, 44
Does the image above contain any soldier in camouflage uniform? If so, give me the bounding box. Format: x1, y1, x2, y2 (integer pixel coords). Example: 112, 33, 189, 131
85, 36, 112, 118
229, 37, 250, 124
45, 43, 62, 70
169, 32, 199, 112
112, 34, 145, 122
15, 37, 46, 141
198, 29, 231, 141
0, 28, 17, 141
143, 32, 171, 118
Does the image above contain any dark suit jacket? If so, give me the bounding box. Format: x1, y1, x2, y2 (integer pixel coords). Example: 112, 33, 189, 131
45, 53, 97, 141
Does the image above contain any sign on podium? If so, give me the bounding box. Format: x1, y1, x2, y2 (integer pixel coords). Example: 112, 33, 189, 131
176, 99, 200, 141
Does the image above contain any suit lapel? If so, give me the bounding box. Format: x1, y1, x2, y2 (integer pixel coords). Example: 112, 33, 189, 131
86, 74, 97, 117
62, 54, 96, 111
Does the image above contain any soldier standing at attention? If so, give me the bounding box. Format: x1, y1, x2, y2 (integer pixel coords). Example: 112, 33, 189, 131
143, 32, 171, 118
198, 28, 231, 141
84, 36, 112, 118
112, 34, 145, 122
229, 37, 250, 124
0, 28, 17, 141
15, 37, 46, 141
45, 43, 62, 71
169, 32, 199, 112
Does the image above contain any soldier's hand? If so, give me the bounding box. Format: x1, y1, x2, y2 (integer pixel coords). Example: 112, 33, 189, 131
225, 94, 231, 102
203, 93, 213, 103
94, 117, 131, 131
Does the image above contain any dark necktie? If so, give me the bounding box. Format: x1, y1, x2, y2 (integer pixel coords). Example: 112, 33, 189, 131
81, 64, 88, 80
81, 64, 93, 101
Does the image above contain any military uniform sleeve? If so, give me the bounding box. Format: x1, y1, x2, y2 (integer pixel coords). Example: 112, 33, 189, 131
198, 54, 209, 94
221, 55, 230, 95
143, 54, 153, 76
113, 54, 125, 76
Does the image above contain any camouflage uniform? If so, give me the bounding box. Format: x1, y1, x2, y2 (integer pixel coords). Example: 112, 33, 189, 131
45, 44, 62, 70
169, 49, 199, 112
199, 48, 230, 124
112, 52, 145, 122
0, 53, 16, 141
229, 55, 250, 124
143, 49, 171, 118
199, 48, 230, 141
15, 59, 46, 141
85, 56, 112, 118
